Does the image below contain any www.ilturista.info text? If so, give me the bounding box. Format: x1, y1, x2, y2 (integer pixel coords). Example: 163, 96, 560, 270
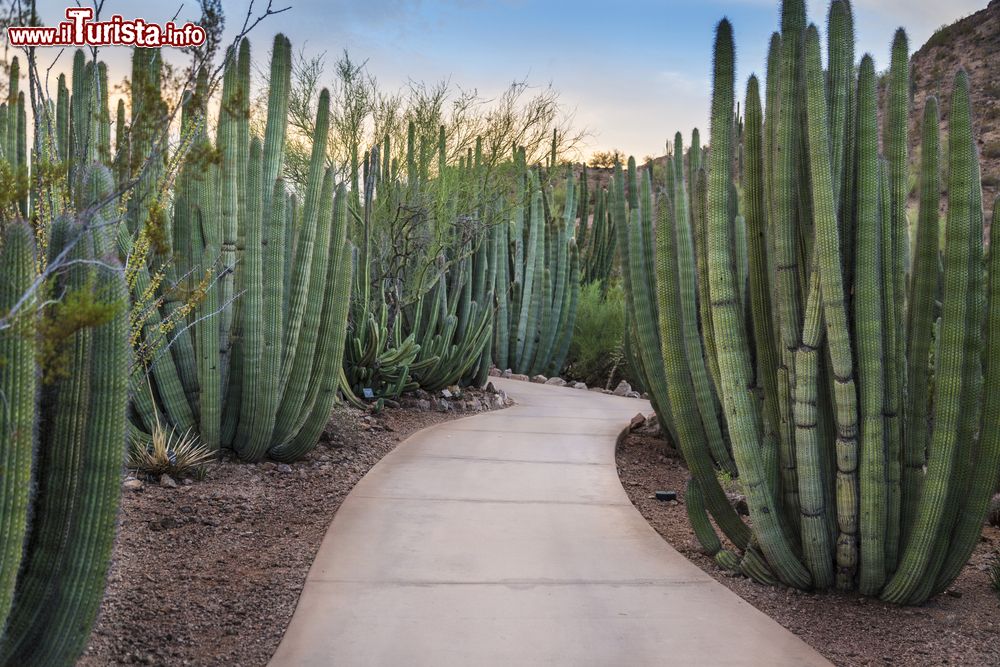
7, 8, 206, 48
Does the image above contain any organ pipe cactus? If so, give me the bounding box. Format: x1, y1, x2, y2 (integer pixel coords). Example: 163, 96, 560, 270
577, 166, 617, 287
0, 220, 128, 665
501, 160, 580, 376
631, 0, 1000, 602
123, 37, 352, 463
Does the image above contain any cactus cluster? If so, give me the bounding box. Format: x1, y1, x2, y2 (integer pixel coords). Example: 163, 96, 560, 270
122, 38, 352, 463
629, 0, 1000, 602
342, 125, 496, 403
495, 150, 580, 375
0, 220, 128, 665
575, 165, 617, 287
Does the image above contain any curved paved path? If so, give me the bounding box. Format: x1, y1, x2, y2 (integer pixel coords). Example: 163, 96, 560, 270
270, 378, 830, 666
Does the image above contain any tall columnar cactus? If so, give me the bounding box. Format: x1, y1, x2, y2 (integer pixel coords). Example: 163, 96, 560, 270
577, 165, 617, 288
631, 0, 999, 602
122, 36, 353, 463
500, 161, 580, 376
0, 220, 128, 665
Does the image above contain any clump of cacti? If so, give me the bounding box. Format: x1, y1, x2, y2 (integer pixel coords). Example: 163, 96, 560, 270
121, 37, 353, 463
343, 124, 501, 401
0, 220, 128, 665
576, 165, 618, 287
495, 150, 580, 376
629, 0, 1000, 602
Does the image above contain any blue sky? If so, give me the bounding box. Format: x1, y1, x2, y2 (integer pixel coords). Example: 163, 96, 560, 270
29, 0, 987, 158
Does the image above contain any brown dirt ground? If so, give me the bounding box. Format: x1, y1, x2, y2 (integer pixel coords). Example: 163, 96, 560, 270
616, 423, 1000, 667
79, 396, 501, 667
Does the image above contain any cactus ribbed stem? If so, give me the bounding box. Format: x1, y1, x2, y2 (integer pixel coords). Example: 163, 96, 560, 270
854, 56, 887, 595
0, 223, 37, 631
902, 98, 940, 549
881, 70, 976, 605
707, 20, 809, 589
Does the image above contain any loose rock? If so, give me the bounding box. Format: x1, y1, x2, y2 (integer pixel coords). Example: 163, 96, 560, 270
613, 380, 632, 396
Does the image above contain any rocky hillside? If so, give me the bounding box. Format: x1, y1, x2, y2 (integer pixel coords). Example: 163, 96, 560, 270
907, 0, 1000, 211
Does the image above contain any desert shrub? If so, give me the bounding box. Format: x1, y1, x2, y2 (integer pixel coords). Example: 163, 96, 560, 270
562, 281, 639, 389
128, 417, 215, 478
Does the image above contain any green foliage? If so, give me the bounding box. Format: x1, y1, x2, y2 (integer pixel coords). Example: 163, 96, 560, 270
110, 38, 354, 464
563, 281, 632, 389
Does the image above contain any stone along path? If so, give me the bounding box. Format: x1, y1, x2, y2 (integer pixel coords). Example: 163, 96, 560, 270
269, 378, 830, 666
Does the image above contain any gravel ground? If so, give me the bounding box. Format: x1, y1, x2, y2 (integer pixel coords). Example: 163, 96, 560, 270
616, 423, 1000, 667
79, 392, 505, 667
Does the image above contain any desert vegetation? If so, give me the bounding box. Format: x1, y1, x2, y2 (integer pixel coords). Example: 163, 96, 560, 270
1, 0, 999, 664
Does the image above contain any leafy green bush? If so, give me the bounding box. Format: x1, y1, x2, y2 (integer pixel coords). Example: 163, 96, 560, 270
562, 281, 638, 389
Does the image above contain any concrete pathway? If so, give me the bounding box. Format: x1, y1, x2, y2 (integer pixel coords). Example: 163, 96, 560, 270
269, 378, 830, 666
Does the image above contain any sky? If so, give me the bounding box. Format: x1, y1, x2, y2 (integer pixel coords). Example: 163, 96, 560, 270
25, 0, 988, 160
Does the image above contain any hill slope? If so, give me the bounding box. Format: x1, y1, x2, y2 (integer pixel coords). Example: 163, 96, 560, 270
902, 0, 999, 209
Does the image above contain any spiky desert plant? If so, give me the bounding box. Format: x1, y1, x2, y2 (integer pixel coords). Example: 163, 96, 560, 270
630, 0, 999, 603
127, 409, 214, 478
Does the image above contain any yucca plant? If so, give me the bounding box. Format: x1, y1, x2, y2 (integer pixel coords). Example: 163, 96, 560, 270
627, 0, 1000, 602
128, 411, 215, 478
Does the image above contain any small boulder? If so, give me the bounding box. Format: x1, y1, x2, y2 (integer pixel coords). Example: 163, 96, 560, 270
489, 367, 501, 377
501, 369, 513, 379
159, 474, 177, 489
123, 478, 143, 491
510, 373, 530, 382
612, 380, 632, 396
625, 390, 641, 399
531, 374, 548, 384
544, 377, 567, 387
572, 382, 588, 390
416, 399, 432, 411
629, 413, 646, 431
277, 463, 293, 474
